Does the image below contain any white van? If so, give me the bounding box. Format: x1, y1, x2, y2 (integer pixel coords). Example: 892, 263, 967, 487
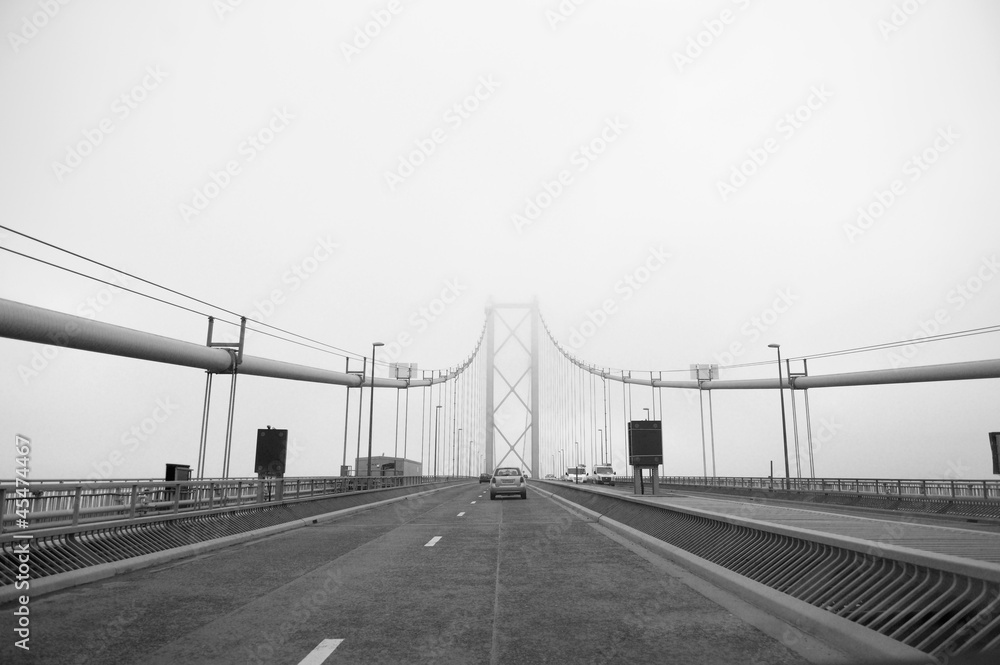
563, 466, 587, 483
591, 465, 615, 486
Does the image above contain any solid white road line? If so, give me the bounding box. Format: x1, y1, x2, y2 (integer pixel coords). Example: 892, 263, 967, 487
457, 512, 465, 517
297, 638, 344, 665
425, 536, 443, 547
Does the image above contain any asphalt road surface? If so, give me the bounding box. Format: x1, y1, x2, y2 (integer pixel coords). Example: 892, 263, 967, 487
1, 483, 835, 664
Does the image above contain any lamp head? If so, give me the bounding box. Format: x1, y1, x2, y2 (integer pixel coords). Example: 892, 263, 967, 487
767, 343, 780, 349
372, 342, 384, 347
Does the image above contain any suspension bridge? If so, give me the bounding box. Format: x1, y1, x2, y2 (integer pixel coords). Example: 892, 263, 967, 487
2, 296, 1000, 663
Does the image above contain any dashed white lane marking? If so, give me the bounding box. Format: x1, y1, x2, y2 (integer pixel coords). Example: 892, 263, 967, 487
457, 512, 466, 517
297, 638, 344, 665
425, 536, 443, 547
471, 501, 476, 504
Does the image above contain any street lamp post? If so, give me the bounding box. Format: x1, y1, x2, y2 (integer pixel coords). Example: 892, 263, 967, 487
457, 428, 462, 477
366, 342, 384, 478
767, 343, 791, 488
598, 429, 605, 464
643, 407, 650, 421
434, 405, 442, 477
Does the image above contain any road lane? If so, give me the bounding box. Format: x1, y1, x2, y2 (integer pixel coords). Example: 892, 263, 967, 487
1, 482, 819, 664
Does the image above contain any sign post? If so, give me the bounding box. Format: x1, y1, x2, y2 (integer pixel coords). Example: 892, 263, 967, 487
628, 420, 662, 496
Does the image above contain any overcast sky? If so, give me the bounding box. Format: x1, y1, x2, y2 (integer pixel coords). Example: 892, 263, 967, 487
2, 0, 999, 482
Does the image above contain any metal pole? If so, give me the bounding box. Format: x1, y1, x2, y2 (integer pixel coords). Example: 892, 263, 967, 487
788, 358, 801, 478
342, 357, 351, 473
803, 358, 816, 479
434, 404, 442, 476
650, 370, 656, 419
485, 306, 495, 473
658, 370, 664, 477
394, 386, 401, 460
356, 357, 366, 472
366, 342, 383, 478
602, 373, 609, 466
222, 367, 238, 478
197, 371, 213, 480
708, 388, 716, 477
698, 385, 707, 477
768, 344, 791, 488
452, 370, 458, 475
402, 383, 410, 470
621, 370, 628, 465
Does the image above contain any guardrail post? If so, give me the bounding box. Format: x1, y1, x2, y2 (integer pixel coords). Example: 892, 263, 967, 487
921, 480, 927, 497
951, 480, 956, 498
72, 485, 83, 526
172, 483, 181, 514
129, 484, 138, 519
0, 487, 6, 535
209, 482, 215, 509
897, 479, 902, 496
984, 480, 989, 500
276, 478, 284, 502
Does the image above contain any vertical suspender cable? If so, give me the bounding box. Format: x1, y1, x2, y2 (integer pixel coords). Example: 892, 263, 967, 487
197, 371, 212, 480
341, 357, 351, 474
355, 357, 366, 475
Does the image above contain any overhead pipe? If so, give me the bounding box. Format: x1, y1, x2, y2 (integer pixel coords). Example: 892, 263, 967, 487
7, 297, 999, 393
0, 298, 461, 389
538, 310, 1000, 390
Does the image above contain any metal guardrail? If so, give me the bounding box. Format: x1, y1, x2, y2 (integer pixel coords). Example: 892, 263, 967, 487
654, 476, 1000, 501
0, 475, 449, 535
543, 481, 1000, 659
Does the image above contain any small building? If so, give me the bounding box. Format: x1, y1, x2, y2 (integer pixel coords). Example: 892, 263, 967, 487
354, 456, 422, 477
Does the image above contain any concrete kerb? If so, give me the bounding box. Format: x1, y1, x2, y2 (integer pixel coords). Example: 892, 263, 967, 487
0, 482, 464, 604
533, 484, 933, 664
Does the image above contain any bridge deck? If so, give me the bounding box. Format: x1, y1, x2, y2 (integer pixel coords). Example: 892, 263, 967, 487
1, 483, 848, 664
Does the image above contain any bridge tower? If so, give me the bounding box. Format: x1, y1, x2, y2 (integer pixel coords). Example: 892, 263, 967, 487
484, 300, 540, 477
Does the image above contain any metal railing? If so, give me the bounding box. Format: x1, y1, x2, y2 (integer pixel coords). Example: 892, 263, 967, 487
653, 475, 1000, 500
0, 475, 457, 535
